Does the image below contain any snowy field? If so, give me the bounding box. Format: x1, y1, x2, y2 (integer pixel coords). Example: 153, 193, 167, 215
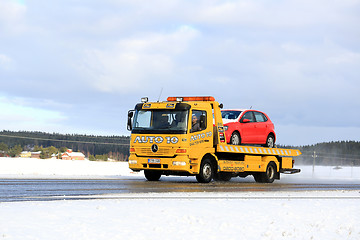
0, 157, 359, 239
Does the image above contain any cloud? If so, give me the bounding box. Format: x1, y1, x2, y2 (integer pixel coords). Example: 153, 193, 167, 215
79, 25, 200, 93
0, 54, 15, 70
192, 0, 360, 27
0, 0, 27, 34
0, 0, 359, 143
0, 96, 68, 132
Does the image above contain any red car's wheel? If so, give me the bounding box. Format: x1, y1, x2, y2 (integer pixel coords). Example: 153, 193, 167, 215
264, 134, 275, 148
230, 132, 241, 145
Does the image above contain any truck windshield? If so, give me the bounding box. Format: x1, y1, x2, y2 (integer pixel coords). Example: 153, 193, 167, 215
132, 110, 189, 134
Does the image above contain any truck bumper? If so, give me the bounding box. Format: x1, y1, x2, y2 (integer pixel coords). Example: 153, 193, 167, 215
128, 155, 193, 174
280, 168, 301, 174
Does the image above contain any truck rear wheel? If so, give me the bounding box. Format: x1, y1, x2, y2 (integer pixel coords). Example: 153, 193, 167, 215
196, 158, 214, 183
253, 162, 277, 183
144, 170, 161, 181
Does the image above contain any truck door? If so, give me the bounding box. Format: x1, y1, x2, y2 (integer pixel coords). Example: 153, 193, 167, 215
189, 109, 213, 149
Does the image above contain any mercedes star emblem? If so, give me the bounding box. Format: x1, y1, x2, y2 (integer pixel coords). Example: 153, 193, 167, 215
151, 144, 159, 153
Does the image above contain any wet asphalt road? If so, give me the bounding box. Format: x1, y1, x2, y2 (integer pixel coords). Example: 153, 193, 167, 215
1, 177, 360, 202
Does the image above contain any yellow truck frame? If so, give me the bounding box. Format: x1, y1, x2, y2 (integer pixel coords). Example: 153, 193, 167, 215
127, 96, 301, 183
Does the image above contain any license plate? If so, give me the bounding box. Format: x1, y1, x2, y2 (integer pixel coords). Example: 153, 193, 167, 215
148, 159, 160, 164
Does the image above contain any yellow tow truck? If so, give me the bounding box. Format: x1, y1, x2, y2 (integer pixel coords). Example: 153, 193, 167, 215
127, 96, 301, 183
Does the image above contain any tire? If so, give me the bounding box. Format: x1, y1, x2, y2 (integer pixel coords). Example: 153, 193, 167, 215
253, 162, 277, 183
214, 172, 232, 181
144, 170, 161, 181
264, 134, 275, 148
196, 158, 214, 183
230, 132, 241, 145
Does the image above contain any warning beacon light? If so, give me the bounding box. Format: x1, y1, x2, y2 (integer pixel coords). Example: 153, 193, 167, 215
167, 96, 215, 102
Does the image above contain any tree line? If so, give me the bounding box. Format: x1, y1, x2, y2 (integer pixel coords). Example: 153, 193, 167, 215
0, 130, 130, 161
279, 141, 360, 166
1, 130, 359, 165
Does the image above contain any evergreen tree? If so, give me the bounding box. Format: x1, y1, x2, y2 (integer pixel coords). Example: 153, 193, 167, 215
0, 142, 8, 152
9, 145, 23, 157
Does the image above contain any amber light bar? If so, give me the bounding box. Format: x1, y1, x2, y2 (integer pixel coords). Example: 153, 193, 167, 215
167, 96, 215, 102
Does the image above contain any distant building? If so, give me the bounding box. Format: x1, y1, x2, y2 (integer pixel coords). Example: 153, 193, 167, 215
20, 151, 41, 158
31, 151, 41, 159
20, 151, 31, 158
61, 149, 85, 160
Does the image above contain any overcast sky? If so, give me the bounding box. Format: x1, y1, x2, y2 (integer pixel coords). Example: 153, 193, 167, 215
0, 0, 359, 146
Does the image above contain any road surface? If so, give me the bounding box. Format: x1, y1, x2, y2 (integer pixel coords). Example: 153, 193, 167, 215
1, 177, 360, 202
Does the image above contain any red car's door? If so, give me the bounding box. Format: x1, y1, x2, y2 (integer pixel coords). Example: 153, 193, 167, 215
253, 111, 268, 143
239, 111, 257, 143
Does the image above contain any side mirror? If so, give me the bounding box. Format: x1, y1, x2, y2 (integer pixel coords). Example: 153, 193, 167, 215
199, 115, 206, 129
127, 111, 134, 131
242, 119, 250, 123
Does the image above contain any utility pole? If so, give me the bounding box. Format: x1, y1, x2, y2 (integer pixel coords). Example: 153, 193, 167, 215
312, 151, 317, 176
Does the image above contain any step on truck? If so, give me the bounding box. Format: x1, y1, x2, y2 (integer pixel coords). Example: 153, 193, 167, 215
127, 96, 301, 183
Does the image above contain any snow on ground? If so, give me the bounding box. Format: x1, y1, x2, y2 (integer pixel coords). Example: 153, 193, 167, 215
0, 157, 359, 239
0, 157, 137, 178
1, 157, 359, 182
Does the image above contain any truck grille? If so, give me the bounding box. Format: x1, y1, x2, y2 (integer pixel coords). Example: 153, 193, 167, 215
136, 147, 173, 157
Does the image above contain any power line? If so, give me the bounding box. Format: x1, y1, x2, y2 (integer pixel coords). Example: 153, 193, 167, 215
301, 150, 360, 158
301, 154, 360, 161
0, 134, 130, 146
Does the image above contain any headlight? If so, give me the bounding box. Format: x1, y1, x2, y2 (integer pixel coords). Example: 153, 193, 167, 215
224, 126, 228, 131
129, 160, 137, 164
172, 161, 186, 166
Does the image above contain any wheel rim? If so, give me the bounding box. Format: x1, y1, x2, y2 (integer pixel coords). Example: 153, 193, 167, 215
267, 165, 274, 179
231, 133, 240, 145
267, 136, 274, 148
203, 163, 212, 179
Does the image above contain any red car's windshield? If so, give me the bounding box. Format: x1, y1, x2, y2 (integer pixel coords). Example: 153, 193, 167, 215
221, 111, 242, 120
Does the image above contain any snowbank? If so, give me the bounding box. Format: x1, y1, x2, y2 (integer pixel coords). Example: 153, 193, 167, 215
0, 157, 140, 178
0, 157, 359, 182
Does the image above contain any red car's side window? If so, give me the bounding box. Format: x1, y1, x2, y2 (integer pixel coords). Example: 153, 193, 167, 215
254, 112, 267, 122
241, 111, 255, 123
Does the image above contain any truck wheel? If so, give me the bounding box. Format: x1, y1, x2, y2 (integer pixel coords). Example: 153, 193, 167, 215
263, 162, 276, 183
144, 170, 161, 181
253, 162, 277, 183
196, 158, 214, 183
230, 132, 241, 145
214, 172, 232, 181
264, 134, 275, 148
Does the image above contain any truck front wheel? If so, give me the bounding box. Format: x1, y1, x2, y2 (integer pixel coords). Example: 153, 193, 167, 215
196, 158, 214, 183
144, 170, 161, 181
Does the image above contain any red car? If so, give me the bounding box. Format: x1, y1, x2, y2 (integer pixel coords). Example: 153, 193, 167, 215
221, 109, 276, 148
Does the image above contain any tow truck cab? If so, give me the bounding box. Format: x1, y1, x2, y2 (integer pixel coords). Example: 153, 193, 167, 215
127, 97, 221, 177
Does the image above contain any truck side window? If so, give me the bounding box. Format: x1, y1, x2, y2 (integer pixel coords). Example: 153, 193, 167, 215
191, 110, 206, 133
